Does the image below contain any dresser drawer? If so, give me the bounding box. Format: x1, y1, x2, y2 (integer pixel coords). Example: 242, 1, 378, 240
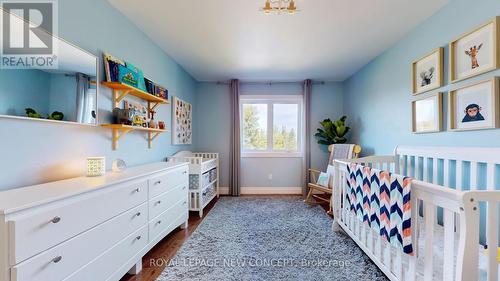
8, 179, 148, 265
149, 198, 187, 241
62, 226, 147, 281
149, 183, 188, 220
149, 166, 188, 198
11, 203, 147, 281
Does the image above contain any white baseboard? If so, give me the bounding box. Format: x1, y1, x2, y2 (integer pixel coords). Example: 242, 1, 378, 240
218, 186, 302, 195
219, 186, 230, 195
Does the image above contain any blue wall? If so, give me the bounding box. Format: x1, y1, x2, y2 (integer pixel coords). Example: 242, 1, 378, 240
344, 0, 500, 156
0, 0, 197, 190
0, 70, 51, 117
195, 82, 345, 190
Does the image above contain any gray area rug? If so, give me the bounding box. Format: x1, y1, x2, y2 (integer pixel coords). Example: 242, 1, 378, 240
156, 196, 388, 281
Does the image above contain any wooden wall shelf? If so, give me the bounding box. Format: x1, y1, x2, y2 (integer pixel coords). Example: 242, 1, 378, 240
101, 124, 168, 150
101, 82, 169, 109
101, 81, 170, 151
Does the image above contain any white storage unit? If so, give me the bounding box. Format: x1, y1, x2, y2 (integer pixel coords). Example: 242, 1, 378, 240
168, 151, 219, 218
0, 162, 189, 281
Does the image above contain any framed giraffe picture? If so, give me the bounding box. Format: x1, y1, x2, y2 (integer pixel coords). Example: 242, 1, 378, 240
450, 17, 500, 83
412, 48, 443, 95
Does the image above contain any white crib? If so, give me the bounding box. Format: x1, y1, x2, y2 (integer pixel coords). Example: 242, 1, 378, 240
168, 151, 219, 218
333, 146, 500, 281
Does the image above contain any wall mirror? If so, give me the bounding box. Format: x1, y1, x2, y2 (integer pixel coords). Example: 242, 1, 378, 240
0, 37, 98, 125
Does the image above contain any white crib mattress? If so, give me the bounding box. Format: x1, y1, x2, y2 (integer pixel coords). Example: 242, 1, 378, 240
412, 217, 497, 280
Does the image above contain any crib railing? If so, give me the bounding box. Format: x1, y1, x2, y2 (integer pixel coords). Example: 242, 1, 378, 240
333, 153, 500, 281
193, 152, 219, 160
395, 145, 500, 281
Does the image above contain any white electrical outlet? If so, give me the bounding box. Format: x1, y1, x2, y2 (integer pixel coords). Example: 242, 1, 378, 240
268, 174, 273, 180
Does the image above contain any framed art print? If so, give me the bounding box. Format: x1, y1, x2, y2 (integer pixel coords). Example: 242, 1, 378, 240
172, 96, 193, 145
449, 77, 499, 131
450, 17, 500, 83
411, 92, 443, 133
412, 48, 443, 95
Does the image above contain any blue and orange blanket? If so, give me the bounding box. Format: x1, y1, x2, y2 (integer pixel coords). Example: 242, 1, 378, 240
345, 163, 413, 255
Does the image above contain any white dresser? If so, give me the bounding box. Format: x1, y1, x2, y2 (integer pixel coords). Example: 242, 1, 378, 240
0, 162, 189, 281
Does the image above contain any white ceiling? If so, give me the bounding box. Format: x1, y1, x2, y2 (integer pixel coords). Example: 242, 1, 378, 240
108, 0, 448, 82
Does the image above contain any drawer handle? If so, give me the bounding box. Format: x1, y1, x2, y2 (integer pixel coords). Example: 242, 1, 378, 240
157, 220, 162, 225
136, 236, 141, 240
154, 180, 162, 185
182, 186, 187, 190
183, 201, 187, 205
156, 200, 162, 205
183, 171, 187, 174
52, 256, 62, 263
133, 188, 140, 193
135, 212, 141, 217
51, 216, 61, 224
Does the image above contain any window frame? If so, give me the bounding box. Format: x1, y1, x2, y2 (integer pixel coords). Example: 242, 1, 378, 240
240, 95, 304, 158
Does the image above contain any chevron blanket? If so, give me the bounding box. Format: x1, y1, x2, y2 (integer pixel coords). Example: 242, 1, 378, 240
346, 163, 413, 255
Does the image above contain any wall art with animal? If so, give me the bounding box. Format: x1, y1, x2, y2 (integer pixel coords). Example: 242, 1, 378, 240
449, 77, 499, 131
172, 96, 192, 145
450, 17, 500, 83
412, 48, 443, 95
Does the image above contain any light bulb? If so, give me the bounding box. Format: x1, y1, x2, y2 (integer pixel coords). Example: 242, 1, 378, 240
287, 0, 297, 13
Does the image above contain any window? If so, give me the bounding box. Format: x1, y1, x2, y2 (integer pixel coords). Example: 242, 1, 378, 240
240, 95, 303, 157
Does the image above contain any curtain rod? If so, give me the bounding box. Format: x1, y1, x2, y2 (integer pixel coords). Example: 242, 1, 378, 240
216, 80, 326, 85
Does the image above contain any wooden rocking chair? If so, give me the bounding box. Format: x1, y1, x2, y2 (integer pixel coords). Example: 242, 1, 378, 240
304, 144, 361, 215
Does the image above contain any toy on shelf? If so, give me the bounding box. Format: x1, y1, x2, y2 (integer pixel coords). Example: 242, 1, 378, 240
148, 108, 158, 129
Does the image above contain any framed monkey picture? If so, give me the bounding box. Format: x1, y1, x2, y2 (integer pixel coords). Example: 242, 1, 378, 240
449, 17, 500, 83
449, 77, 500, 131
412, 48, 443, 95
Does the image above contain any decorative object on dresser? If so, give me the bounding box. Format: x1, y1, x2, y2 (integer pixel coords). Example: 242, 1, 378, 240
86, 157, 106, 177
411, 92, 443, 133
449, 17, 500, 83
449, 77, 499, 131
112, 159, 127, 172
0, 162, 189, 281
411, 48, 443, 95
172, 96, 193, 145
168, 151, 219, 218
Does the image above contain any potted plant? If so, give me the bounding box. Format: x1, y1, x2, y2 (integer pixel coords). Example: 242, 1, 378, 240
315, 116, 350, 148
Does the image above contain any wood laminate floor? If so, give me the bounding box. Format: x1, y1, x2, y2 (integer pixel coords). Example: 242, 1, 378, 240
120, 195, 330, 281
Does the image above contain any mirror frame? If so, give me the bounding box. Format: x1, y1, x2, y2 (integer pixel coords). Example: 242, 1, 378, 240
0, 38, 99, 127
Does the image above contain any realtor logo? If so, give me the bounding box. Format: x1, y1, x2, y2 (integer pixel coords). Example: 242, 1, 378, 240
0, 0, 58, 69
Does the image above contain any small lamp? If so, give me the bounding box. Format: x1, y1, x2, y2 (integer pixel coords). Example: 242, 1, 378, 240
87, 157, 105, 177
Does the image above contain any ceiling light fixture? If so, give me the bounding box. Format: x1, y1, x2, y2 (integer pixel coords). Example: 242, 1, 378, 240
261, 0, 299, 15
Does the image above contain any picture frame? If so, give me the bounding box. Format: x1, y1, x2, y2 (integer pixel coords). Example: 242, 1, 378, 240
449, 17, 500, 83
411, 92, 443, 133
172, 96, 193, 145
412, 48, 443, 95
449, 77, 499, 131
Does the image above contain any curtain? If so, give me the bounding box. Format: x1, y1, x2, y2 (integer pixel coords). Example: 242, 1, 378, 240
229, 79, 241, 196
302, 79, 312, 196
76, 73, 90, 123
